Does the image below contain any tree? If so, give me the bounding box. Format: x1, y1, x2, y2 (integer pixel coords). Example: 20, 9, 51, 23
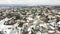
18, 22, 24, 27
14, 14, 20, 19
7, 13, 14, 18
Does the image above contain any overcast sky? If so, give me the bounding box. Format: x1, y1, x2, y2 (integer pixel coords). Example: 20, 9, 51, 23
0, 0, 60, 5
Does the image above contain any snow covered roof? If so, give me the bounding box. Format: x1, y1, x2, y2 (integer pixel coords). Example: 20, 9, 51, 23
48, 30, 55, 33
57, 21, 60, 24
